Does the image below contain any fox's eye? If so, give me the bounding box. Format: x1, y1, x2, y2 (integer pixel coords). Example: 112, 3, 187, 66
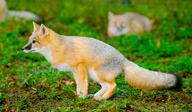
32, 40, 36, 44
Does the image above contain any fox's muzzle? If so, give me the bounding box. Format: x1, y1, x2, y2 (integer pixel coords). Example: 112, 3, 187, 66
22, 43, 32, 51
117, 25, 124, 31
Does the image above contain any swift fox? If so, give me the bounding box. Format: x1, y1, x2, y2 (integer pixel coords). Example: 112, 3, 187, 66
107, 12, 153, 38
22, 22, 178, 100
0, 0, 40, 22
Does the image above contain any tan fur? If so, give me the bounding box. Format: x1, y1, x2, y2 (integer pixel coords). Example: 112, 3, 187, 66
23, 22, 177, 100
107, 12, 153, 38
73, 63, 88, 98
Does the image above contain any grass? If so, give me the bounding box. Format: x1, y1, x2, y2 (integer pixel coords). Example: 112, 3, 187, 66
0, 0, 192, 111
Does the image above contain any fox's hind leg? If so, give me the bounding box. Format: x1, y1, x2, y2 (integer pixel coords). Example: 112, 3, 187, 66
73, 63, 88, 98
94, 81, 116, 100
89, 68, 120, 100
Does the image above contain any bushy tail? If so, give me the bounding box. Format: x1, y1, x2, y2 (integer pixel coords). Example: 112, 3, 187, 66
8, 10, 41, 22
123, 60, 178, 90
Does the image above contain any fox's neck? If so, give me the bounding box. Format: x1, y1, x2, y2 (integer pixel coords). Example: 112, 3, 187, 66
39, 46, 53, 62
38, 33, 65, 63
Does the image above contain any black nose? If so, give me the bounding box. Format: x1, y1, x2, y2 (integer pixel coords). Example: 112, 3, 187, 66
23, 43, 32, 50
117, 27, 123, 31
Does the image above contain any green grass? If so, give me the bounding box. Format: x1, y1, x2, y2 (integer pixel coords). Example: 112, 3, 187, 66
0, 0, 192, 111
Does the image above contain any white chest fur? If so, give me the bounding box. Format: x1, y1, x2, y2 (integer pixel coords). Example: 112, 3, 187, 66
37, 47, 53, 62
37, 47, 73, 72
108, 27, 129, 36
56, 63, 73, 72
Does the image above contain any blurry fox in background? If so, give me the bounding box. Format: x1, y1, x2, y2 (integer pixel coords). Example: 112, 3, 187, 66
22, 22, 178, 100
0, 0, 40, 22
107, 12, 154, 38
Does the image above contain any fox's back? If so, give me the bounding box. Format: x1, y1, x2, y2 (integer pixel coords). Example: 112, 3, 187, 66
126, 13, 149, 21
61, 36, 125, 65
126, 13, 152, 31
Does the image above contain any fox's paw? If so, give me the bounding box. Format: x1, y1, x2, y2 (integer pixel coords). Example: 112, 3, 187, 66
94, 95, 104, 101
77, 93, 87, 98
87, 93, 104, 100
94, 93, 105, 101
77, 91, 87, 98
87, 94, 94, 98
88, 94, 104, 100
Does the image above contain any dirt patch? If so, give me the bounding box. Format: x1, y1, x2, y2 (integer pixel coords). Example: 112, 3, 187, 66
120, 103, 141, 112
180, 93, 192, 104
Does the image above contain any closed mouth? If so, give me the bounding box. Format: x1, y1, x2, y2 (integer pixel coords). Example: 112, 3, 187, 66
23, 49, 35, 53
30, 50, 35, 52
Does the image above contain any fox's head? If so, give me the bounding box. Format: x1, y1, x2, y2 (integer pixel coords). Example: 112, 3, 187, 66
108, 12, 129, 36
22, 22, 53, 53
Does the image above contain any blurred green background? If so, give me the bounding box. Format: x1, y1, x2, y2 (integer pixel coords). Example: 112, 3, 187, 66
0, 0, 192, 111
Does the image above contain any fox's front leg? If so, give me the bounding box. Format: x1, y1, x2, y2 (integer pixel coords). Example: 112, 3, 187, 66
73, 63, 88, 98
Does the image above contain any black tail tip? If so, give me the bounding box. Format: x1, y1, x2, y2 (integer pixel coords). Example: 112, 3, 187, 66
170, 75, 182, 91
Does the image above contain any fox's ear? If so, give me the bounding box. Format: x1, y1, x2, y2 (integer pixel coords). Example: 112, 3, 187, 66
33, 22, 40, 31
39, 24, 49, 36
108, 11, 114, 19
